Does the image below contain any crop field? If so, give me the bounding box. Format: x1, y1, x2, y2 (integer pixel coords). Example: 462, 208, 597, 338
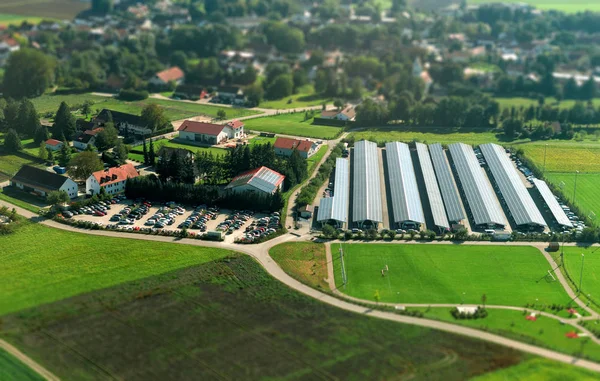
259, 85, 332, 110
333, 244, 571, 307
350, 129, 501, 145
469, 0, 600, 12
0, 0, 88, 20
0, 348, 43, 381
473, 358, 600, 381
0, 254, 531, 380
270, 242, 329, 290
1, 222, 235, 315
243, 113, 342, 139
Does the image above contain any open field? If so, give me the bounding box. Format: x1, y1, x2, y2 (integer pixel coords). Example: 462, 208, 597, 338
469, 0, 600, 12
0, 153, 42, 177
333, 244, 571, 307
1, 222, 235, 315
260, 85, 332, 110
243, 113, 342, 139
0, 13, 45, 27
473, 358, 600, 381
518, 142, 600, 174
350, 129, 501, 145
0, 254, 531, 380
270, 242, 329, 290
0, 348, 44, 381
0, 0, 88, 20
545, 172, 600, 221
153, 137, 228, 156
31, 94, 259, 121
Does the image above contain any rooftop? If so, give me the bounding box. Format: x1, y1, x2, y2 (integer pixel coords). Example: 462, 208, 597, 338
225, 166, 285, 194
178, 120, 225, 136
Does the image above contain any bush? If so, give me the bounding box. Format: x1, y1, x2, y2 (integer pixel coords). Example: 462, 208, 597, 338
118, 89, 149, 101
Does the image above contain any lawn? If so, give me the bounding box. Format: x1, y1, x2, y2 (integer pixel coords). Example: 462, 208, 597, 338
0, 187, 47, 213
248, 135, 277, 146
0, 254, 531, 380
472, 358, 600, 380
333, 244, 572, 307
350, 129, 501, 145
307, 145, 328, 173
243, 113, 342, 139
469, 0, 600, 12
260, 85, 332, 110
494, 96, 600, 111
269, 242, 329, 290
1, 222, 236, 315
153, 137, 228, 156
556, 246, 600, 310
0, 153, 41, 177
0, 348, 43, 381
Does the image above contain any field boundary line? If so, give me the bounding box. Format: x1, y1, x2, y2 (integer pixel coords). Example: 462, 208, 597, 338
0, 338, 61, 381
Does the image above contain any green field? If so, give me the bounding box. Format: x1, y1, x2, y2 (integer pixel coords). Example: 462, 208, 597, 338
243, 113, 342, 139
260, 85, 332, 110
557, 247, 600, 309
333, 244, 571, 307
0, 13, 45, 26
31, 94, 259, 121
1, 253, 532, 380
495, 96, 600, 111
472, 358, 600, 381
307, 144, 328, 173
1, 222, 235, 315
0, 187, 47, 213
350, 129, 501, 145
0, 0, 89, 19
0, 153, 41, 177
154, 137, 229, 156
270, 242, 329, 290
469, 0, 600, 12
0, 348, 44, 381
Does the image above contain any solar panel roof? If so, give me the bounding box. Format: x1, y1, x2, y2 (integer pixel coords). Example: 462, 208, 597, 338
317, 196, 334, 222
317, 158, 349, 224
533, 178, 572, 228
352, 140, 383, 223
416, 143, 449, 229
448, 143, 506, 227
480, 143, 546, 227
429, 144, 466, 223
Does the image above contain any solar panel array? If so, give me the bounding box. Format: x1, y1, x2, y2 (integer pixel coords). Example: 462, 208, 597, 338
533, 178, 572, 228
251, 167, 284, 194
353, 140, 383, 224
429, 144, 466, 223
480, 143, 546, 227
415, 143, 449, 229
317, 158, 349, 225
448, 143, 506, 227
385, 142, 425, 225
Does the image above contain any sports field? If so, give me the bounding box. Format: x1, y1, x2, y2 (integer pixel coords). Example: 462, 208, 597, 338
243, 113, 342, 139
469, 0, 600, 12
556, 246, 600, 308
333, 244, 571, 306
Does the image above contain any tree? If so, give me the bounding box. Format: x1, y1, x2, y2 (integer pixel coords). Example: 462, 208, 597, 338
3, 49, 55, 98
244, 83, 264, 106
264, 22, 305, 54
481, 294, 487, 308
91, 0, 113, 14
333, 99, 344, 110
47, 149, 54, 164
57, 142, 72, 167
114, 141, 128, 165
3, 128, 22, 153
81, 100, 94, 118
17, 99, 40, 137
266, 74, 294, 99
149, 139, 156, 165
94, 122, 118, 151
322, 224, 336, 238
141, 104, 169, 132
46, 190, 69, 208
143, 139, 149, 165
217, 109, 227, 120
53, 102, 76, 141
34, 125, 50, 145
38, 141, 48, 161
68, 151, 104, 179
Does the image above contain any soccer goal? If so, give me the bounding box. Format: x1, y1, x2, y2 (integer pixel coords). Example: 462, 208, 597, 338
547, 270, 557, 282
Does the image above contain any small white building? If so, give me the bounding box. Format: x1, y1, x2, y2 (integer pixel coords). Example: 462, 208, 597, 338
73, 129, 102, 151
45, 139, 64, 152
11, 165, 78, 198
225, 166, 285, 195
86, 163, 139, 196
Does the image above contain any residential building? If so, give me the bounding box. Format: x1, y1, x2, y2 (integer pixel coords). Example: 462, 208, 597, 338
177, 120, 244, 144
320, 106, 356, 121
273, 137, 317, 159
0, 37, 20, 66
225, 166, 285, 195
149, 66, 185, 87
94, 109, 153, 135
45, 139, 64, 152
225, 120, 245, 139
216, 86, 244, 103
73, 128, 103, 150
86, 163, 139, 195
10, 165, 78, 198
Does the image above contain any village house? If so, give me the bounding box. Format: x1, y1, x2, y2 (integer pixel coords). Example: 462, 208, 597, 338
273, 137, 318, 159
0, 37, 20, 66
73, 128, 103, 150
321, 106, 356, 122
45, 139, 64, 152
94, 109, 153, 136
11, 165, 78, 198
149, 66, 185, 87
177, 120, 244, 145
225, 166, 285, 195
86, 163, 139, 196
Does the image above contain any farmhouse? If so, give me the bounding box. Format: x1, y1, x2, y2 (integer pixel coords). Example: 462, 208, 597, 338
45, 139, 64, 152
225, 166, 285, 195
274, 137, 317, 159
320, 106, 356, 121
177, 120, 244, 144
86, 164, 139, 196
149, 66, 185, 87
217, 85, 244, 104
11, 165, 78, 199
94, 109, 153, 136
73, 128, 103, 150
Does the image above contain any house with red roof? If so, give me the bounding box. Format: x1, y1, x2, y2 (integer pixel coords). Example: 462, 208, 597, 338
177, 119, 245, 144
225, 166, 285, 195
274, 137, 318, 159
150, 66, 185, 87
86, 163, 139, 196
45, 139, 64, 152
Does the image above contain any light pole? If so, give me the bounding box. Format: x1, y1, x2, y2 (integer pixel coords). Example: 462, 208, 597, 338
543, 144, 548, 175
573, 170, 579, 204
579, 253, 585, 294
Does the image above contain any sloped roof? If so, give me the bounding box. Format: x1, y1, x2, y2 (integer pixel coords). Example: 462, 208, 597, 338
45, 139, 62, 146
177, 120, 225, 136
91, 164, 139, 187
12, 165, 72, 192
274, 137, 313, 153
95, 109, 145, 127
225, 166, 285, 194
227, 120, 244, 130
155, 66, 184, 83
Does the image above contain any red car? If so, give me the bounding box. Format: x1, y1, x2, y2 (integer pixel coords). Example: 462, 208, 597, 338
94, 211, 106, 217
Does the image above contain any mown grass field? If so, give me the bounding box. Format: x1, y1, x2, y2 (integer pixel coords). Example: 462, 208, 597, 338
333, 244, 571, 307
270, 242, 329, 290
473, 358, 600, 381
350, 129, 501, 145
1, 222, 235, 315
260, 85, 332, 110
1, 253, 531, 380
469, 0, 600, 12
495, 96, 600, 111
243, 113, 342, 139
554, 246, 600, 310
0, 348, 43, 381
0, 153, 41, 177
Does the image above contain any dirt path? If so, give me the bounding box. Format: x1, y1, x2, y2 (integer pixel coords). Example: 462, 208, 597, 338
0, 339, 60, 381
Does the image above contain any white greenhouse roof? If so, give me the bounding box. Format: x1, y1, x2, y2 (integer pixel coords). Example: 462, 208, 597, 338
352, 140, 383, 223
533, 179, 572, 228
317, 196, 334, 222
416, 143, 449, 229
429, 143, 466, 223
317, 158, 349, 224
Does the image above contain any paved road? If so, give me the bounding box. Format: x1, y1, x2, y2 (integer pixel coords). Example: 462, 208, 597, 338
3, 199, 600, 375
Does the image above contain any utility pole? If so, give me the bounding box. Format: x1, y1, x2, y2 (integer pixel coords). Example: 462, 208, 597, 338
573, 170, 579, 204
579, 253, 585, 294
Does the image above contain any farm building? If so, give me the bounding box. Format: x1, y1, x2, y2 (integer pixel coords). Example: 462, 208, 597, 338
480, 143, 546, 229
352, 140, 382, 228
273, 137, 318, 159
385, 142, 425, 230
448, 143, 506, 229
149, 66, 185, 87
320, 106, 356, 121
428, 144, 467, 226
533, 179, 572, 228
95, 109, 153, 136
86, 164, 139, 196
415, 143, 449, 232
317, 158, 350, 228
225, 166, 285, 195
10, 165, 78, 199
178, 120, 244, 144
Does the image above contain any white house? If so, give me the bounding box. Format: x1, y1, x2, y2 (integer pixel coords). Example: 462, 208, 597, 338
177, 119, 244, 144
321, 106, 356, 121
73, 128, 102, 150
273, 137, 318, 159
86, 163, 139, 196
225, 166, 285, 195
11, 165, 78, 198
149, 66, 185, 87
45, 139, 64, 152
